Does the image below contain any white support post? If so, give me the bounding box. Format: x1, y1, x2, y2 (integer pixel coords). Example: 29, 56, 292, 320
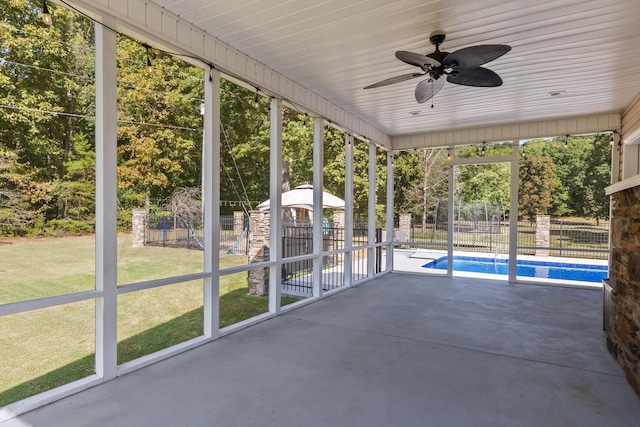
611, 136, 622, 184
312, 119, 324, 297
368, 143, 376, 277
203, 68, 220, 338
94, 17, 118, 381
509, 141, 519, 282
269, 98, 283, 313
344, 134, 354, 286
386, 151, 395, 272
447, 149, 454, 277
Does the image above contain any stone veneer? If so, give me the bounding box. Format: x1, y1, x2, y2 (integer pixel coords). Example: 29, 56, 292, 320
535, 215, 551, 256
607, 185, 640, 395
247, 210, 270, 296
131, 209, 148, 247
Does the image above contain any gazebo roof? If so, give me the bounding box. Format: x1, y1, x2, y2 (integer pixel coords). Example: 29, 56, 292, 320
256, 185, 345, 211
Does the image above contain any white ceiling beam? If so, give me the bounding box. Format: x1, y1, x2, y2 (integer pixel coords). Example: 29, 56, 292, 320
392, 114, 621, 150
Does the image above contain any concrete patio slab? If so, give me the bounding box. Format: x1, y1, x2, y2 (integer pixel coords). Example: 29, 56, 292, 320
3, 273, 638, 427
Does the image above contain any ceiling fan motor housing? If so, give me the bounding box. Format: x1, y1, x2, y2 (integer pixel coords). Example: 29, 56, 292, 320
429, 33, 446, 47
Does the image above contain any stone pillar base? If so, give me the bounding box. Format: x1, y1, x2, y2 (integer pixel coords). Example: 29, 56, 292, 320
132, 209, 148, 247
535, 215, 550, 257
248, 210, 270, 296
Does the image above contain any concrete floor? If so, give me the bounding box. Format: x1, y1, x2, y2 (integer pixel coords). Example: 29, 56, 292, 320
3, 273, 639, 427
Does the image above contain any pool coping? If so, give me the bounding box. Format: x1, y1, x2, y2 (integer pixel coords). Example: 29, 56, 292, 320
393, 249, 607, 289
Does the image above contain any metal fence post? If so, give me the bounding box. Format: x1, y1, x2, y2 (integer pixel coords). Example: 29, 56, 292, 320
559, 220, 563, 257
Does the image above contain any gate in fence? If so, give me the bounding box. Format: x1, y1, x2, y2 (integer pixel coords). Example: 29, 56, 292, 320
145, 215, 204, 250
220, 215, 249, 255
144, 214, 250, 255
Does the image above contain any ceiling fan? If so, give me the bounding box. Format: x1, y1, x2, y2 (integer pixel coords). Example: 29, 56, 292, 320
364, 34, 511, 104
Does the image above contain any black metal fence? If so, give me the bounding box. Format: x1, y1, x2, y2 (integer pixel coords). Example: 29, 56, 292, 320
516, 219, 609, 259
220, 215, 249, 255
145, 215, 204, 250
145, 214, 249, 255
395, 201, 609, 260
280, 225, 382, 296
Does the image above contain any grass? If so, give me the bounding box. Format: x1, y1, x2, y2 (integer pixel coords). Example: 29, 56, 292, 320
0, 235, 297, 406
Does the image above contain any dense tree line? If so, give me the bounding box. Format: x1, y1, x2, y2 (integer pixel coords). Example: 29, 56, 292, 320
0, 1, 612, 237
520, 135, 611, 222
394, 136, 611, 223
1, 0, 95, 234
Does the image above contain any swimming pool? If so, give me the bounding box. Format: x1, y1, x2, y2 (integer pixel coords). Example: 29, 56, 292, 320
422, 256, 608, 283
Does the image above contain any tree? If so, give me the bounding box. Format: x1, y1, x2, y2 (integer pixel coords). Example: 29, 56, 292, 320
282, 109, 313, 187
0, 0, 95, 234
116, 37, 204, 212
375, 147, 388, 228
518, 154, 558, 221
398, 149, 449, 231
219, 79, 270, 214
50, 133, 95, 232
541, 134, 611, 220
351, 139, 370, 217
322, 127, 347, 201
456, 163, 510, 205
579, 134, 611, 222
0, 150, 34, 233
393, 150, 423, 215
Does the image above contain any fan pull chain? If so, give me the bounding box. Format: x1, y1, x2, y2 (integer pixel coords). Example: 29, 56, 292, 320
431, 88, 435, 108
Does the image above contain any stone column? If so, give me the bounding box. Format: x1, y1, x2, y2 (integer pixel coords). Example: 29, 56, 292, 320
131, 209, 148, 247
607, 186, 640, 396
535, 215, 550, 256
233, 211, 244, 237
399, 213, 412, 240
248, 210, 270, 296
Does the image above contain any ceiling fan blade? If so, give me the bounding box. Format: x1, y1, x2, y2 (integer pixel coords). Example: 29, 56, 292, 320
364, 73, 424, 89
415, 77, 445, 103
443, 45, 511, 70
395, 51, 441, 69
446, 67, 503, 87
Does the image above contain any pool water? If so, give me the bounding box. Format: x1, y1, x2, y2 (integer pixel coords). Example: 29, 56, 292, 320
422, 256, 608, 283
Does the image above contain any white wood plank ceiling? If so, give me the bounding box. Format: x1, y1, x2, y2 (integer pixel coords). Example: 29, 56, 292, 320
149, 0, 640, 139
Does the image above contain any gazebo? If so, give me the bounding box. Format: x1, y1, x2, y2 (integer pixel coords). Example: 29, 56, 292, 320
256, 184, 345, 223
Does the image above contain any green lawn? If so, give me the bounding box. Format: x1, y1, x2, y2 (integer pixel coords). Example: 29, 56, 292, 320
0, 235, 296, 406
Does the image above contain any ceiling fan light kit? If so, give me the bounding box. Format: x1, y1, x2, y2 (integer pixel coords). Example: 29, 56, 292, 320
364, 33, 511, 104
